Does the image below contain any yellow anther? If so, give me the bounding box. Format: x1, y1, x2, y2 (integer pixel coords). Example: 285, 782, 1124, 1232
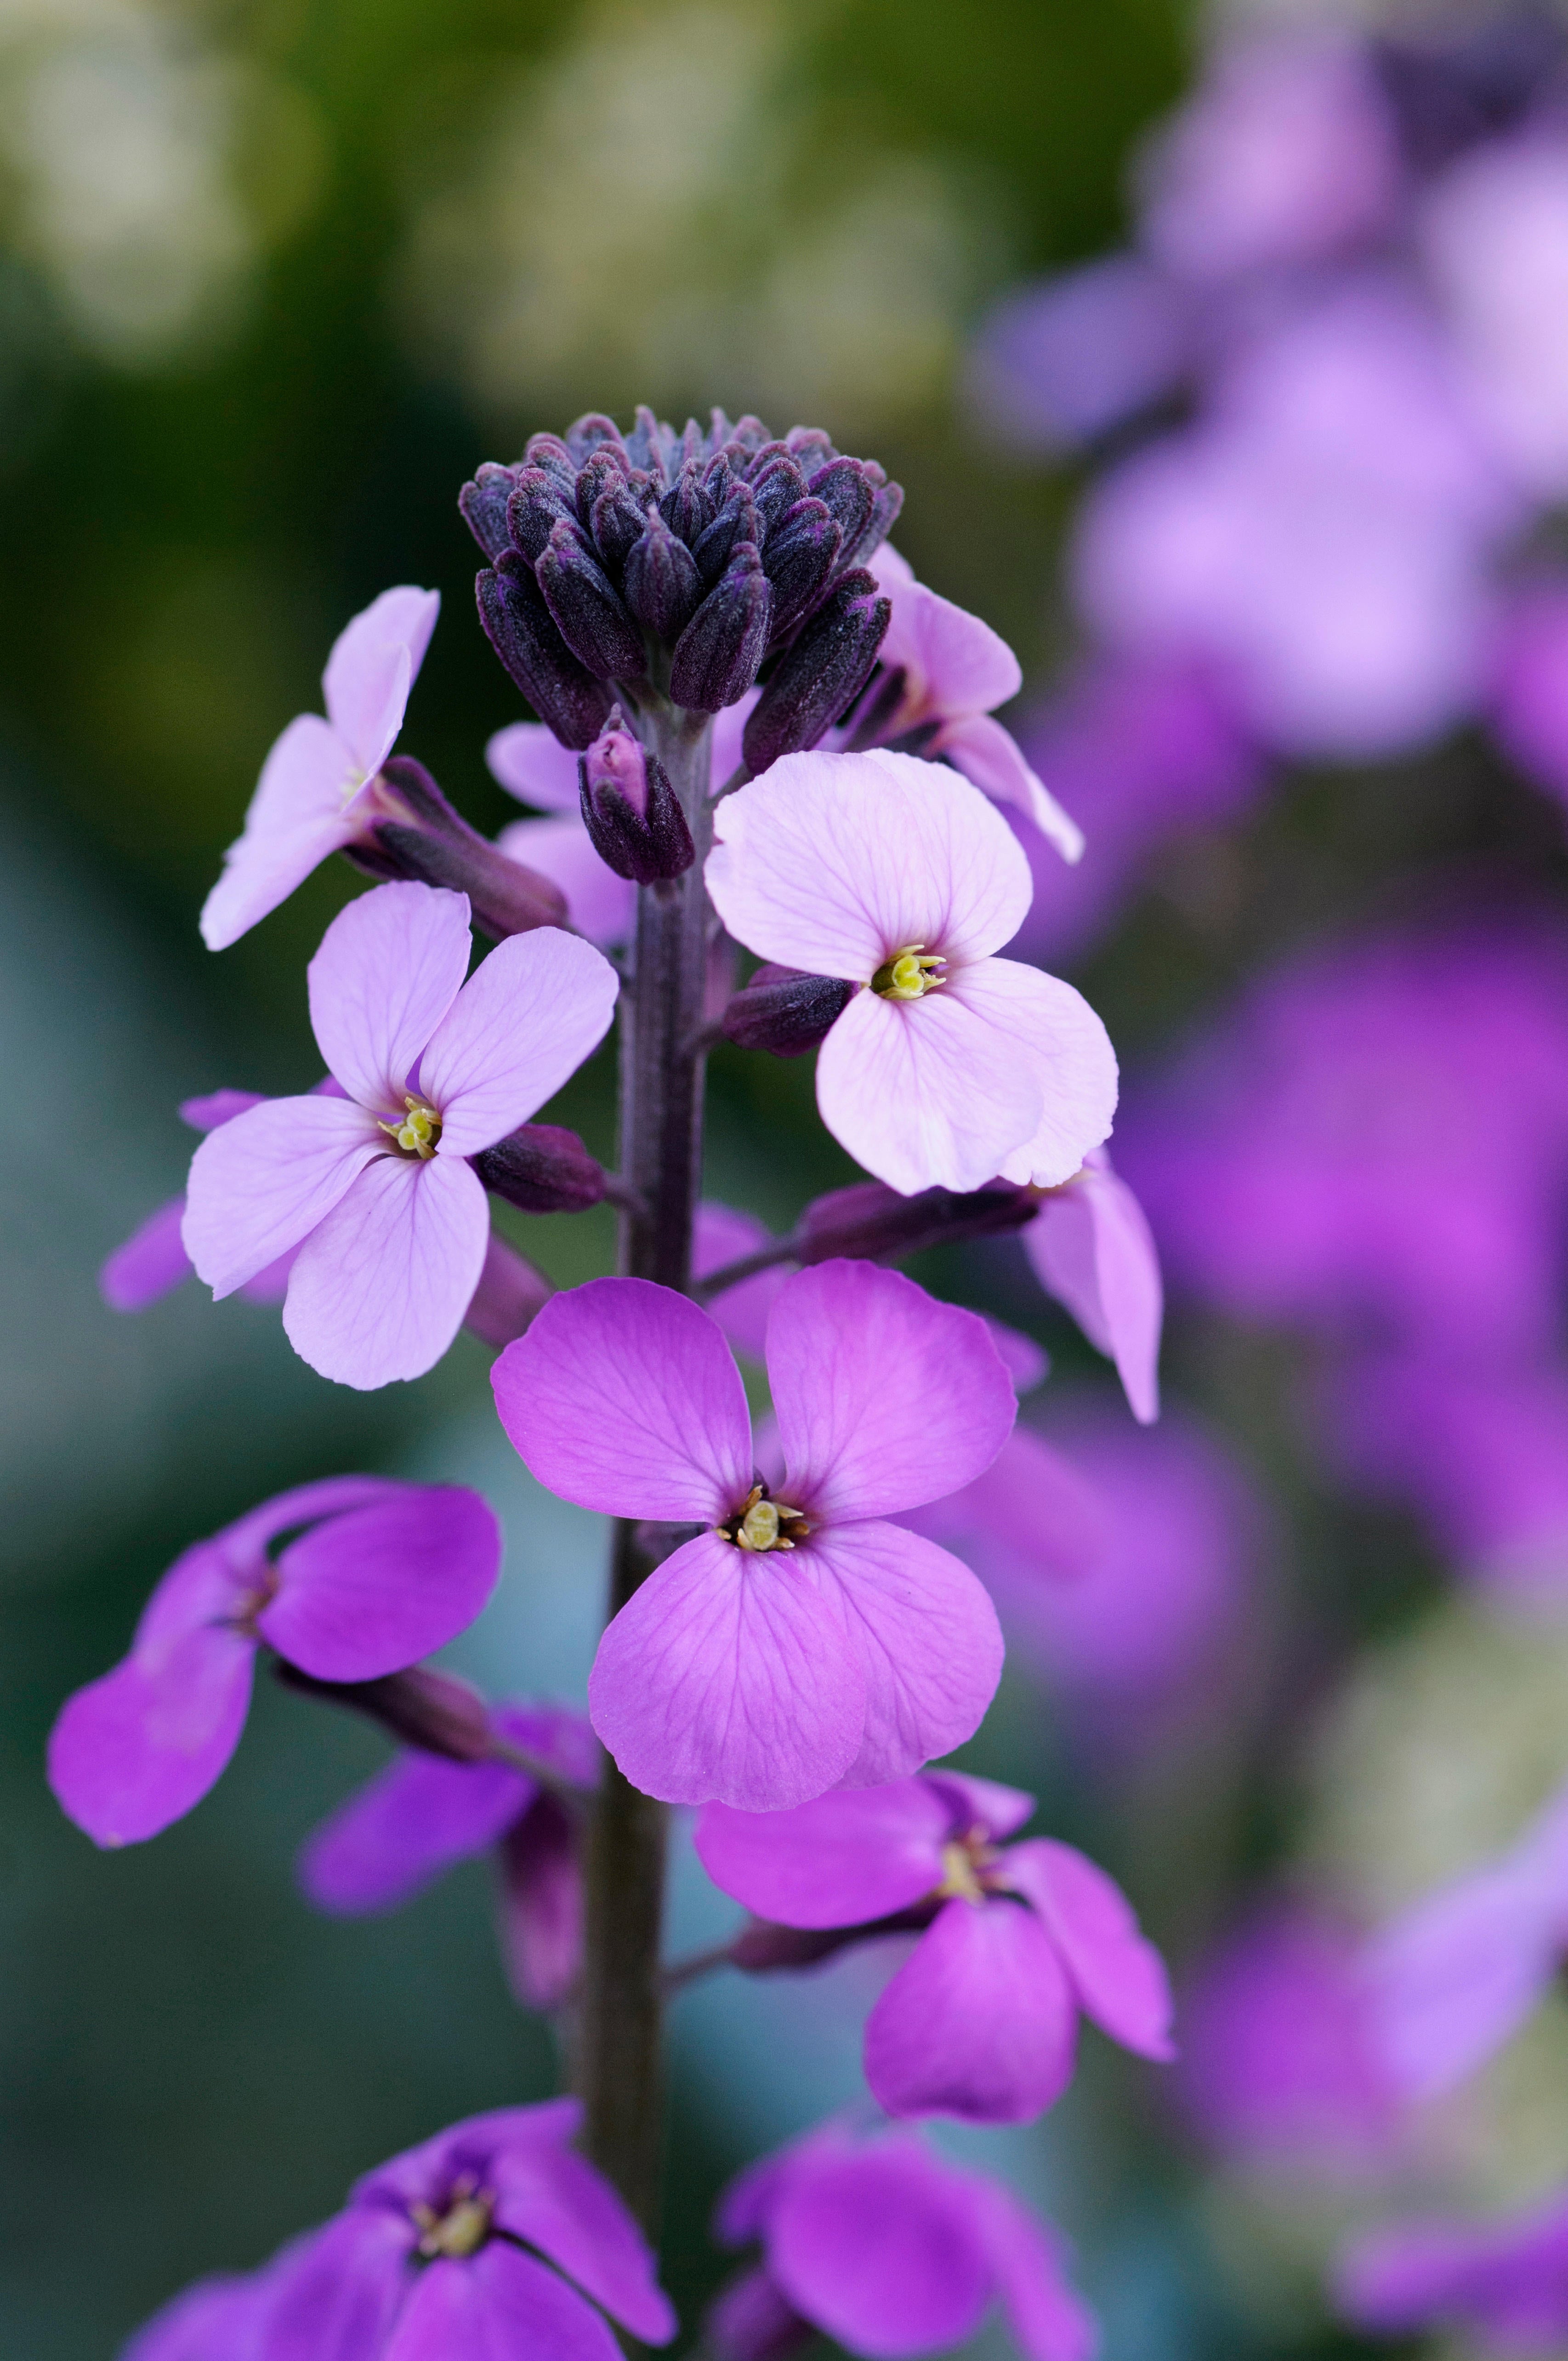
722, 1481, 810, 1553
379, 1094, 442, 1160
412, 2190, 493, 2259
935, 1839, 987, 1903
872, 944, 947, 1001
738, 1495, 781, 1552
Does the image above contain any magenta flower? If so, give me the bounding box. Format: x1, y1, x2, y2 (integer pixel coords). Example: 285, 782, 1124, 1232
698, 1770, 1172, 2123
200, 585, 440, 950
709, 2120, 1096, 2361
1022, 1149, 1163, 1423
47, 1477, 500, 1847
706, 751, 1118, 1197
182, 881, 617, 1388
300, 1701, 597, 2010
1339, 2186, 1568, 2355
492, 1260, 1013, 1809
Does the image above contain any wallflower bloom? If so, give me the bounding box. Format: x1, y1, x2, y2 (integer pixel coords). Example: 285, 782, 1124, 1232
301, 1701, 597, 2010
1021, 1150, 1163, 1423
706, 751, 1117, 1197
1339, 2185, 1568, 2354
698, 1771, 1173, 2122
200, 586, 440, 950
48, 1477, 500, 1846
709, 2121, 1096, 2361
182, 882, 617, 1388
492, 1261, 1012, 1810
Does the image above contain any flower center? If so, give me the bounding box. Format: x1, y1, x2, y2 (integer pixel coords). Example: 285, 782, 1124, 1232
934, 1829, 1002, 1905
871, 944, 947, 1001
720, 1481, 811, 1553
411, 2180, 494, 2260
380, 1095, 443, 1159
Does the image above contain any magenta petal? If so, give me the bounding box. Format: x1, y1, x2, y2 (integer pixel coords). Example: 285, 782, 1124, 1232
810, 1521, 1004, 1788
47, 1628, 255, 1846
182, 1093, 385, 1298
419, 925, 618, 1157
696, 1782, 954, 1928
768, 1262, 1016, 1520
922, 1769, 1036, 1840
299, 1751, 530, 1914
768, 2139, 994, 2358
1024, 1161, 1163, 1423
101, 1195, 193, 1310
707, 2264, 810, 2361
383, 2246, 623, 2361
588, 1530, 865, 1809
498, 1793, 582, 2010
1002, 1839, 1176, 2061
265, 2206, 412, 2361
971, 2182, 1098, 2361
259, 1483, 501, 1680
1364, 1859, 1562, 2099
493, 1278, 753, 1524
490, 2142, 676, 2343
865, 1897, 1078, 2123
122, 2266, 281, 2361
283, 1152, 490, 1388
307, 880, 472, 1116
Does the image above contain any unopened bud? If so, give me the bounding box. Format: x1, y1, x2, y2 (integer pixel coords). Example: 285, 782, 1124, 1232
576, 717, 695, 883
762, 498, 841, 641
623, 516, 704, 641
691, 489, 759, 585
589, 478, 648, 578
464, 1233, 553, 1348
720, 964, 855, 1057
506, 466, 576, 562
275, 1661, 494, 1763
472, 1122, 608, 1214
748, 453, 808, 538
806, 456, 876, 552
475, 554, 614, 751
670, 541, 773, 712
708, 2270, 814, 2361
357, 756, 568, 939
459, 463, 519, 562
796, 1178, 1038, 1262
741, 570, 890, 771
535, 519, 648, 681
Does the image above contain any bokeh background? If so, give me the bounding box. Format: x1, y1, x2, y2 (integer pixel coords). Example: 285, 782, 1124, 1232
11, 0, 1568, 2355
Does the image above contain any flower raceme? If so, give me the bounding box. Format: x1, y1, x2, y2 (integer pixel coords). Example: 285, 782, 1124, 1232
182, 881, 618, 1388
698, 1772, 1174, 2123
48, 1479, 501, 1848
492, 1260, 1014, 1810
705, 751, 1118, 1198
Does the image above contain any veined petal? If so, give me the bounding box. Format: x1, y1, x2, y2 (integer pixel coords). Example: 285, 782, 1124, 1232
492, 1279, 752, 1524
882, 579, 1022, 718
1002, 1839, 1176, 2061
588, 1530, 865, 1810
323, 585, 439, 774
696, 1781, 954, 1928
767, 1261, 1015, 1520
182, 1095, 385, 1298
47, 1627, 255, 1846
953, 962, 1119, 1190
307, 881, 472, 1116
420, 927, 618, 1156
940, 714, 1086, 865
199, 714, 359, 950
300, 1752, 531, 1914
282, 1152, 490, 1388
258, 1483, 501, 1677
491, 2142, 676, 2343
495, 817, 636, 949
865, 1897, 1078, 2122
810, 1521, 1004, 1787
768, 2140, 994, 2358
1024, 1159, 1162, 1423
816, 986, 1042, 1197
487, 721, 584, 813
382, 2246, 622, 2361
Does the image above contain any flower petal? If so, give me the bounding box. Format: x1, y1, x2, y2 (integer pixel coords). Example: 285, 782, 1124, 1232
182, 1095, 385, 1298
588, 1530, 865, 1810
101, 1195, 192, 1311
382, 2245, 623, 2361
768, 1261, 1016, 1520
322, 585, 438, 774
492, 1278, 752, 1524
491, 2141, 676, 2344
695, 1781, 954, 1928
47, 1628, 254, 1846
1002, 1838, 1176, 2060
1363, 1857, 1562, 2100
496, 816, 636, 948
940, 714, 1086, 865
420, 926, 618, 1156
487, 721, 585, 813
767, 2138, 994, 2358
1024, 1158, 1162, 1422
865, 1896, 1078, 2122
498, 1793, 582, 2010
307, 879, 472, 1115
953, 961, 1119, 1190
299, 1752, 531, 1914
810, 1521, 1004, 1787
815, 985, 1043, 1197
694, 1200, 786, 1362
883, 580, 1022, 719
199, 714, 359, 951
971, 2181, 1099, 2361
282, 1152, 490, 1388
706, 749, 1034, 980
258, 1482, 501, 1679
264, 2207, 412, 2361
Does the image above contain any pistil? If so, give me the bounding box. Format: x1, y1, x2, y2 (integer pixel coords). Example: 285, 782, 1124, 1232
380, 1094, 443, 1159
871, 944, 947, 1001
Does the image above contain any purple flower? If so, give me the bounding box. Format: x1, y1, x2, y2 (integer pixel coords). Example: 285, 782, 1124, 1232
200, 586, 440, 950
705, 751, 1118, 1197
300, 1701, 597, 2010
1339, 2186, 1568, 2355
48, 1477, 500, 1847
120, 2237, 310, 2360
698, 1771, 1173, 2123
491, 1260, 1013, 1810
709, 2120, 1096, 2361
1021, 1150, 1163, 1423
182, 882, 617, 1388
965, 256, 1197, 451
1491, 580, 1568, 808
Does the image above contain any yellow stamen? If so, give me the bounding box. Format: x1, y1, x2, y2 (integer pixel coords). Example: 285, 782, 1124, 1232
379, 1093, 442, 1159
411, 2186, 493, 2259
935, 1838, 987, 1904
872, 944, 947, 1001
722, 1481, 810, 1552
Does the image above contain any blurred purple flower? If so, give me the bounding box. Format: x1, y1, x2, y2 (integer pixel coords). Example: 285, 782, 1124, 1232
966, 256, 1197, 450
121, 2236, 311, 2360
1339, 2184, 1568, 2353
1491, 580, 1568, 807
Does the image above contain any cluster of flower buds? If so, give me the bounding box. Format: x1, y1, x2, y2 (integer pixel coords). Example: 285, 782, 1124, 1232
463, 407, 898, 767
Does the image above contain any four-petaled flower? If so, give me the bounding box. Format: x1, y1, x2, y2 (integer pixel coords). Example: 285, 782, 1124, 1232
492, 1260, 1014, 1810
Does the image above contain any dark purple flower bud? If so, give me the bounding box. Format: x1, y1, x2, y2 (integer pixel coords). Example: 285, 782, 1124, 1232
796, 1177, 1039, 1263
498, 1791, 581, 2010
846, 476, 905, 570
622, 514, 704, 640
353, 755, 568, 938
730, 413, 771, 451
577, 717, 695, 882
660, 458, 713, 547
692, 489, 759, 584
807, 456, 875, 552
506, 466, 576, 562
729, 1920, 876, 1972
784, 425, 835, 471
536, 518, 648, 680
574, 444, 631, 530
522, 430, 578, 493
276, 1661, 494, 1763
741, 569, 890, 770
624, 401, 672, 481
748, 454, 807, 540
762, 497, 841, 638
708, 2267, 815, 2361
472, 1121, 609, 1213
670, 540, 773, 711
565, 411, 625, 464
703, 448, 737, 503
720, 964, 855, 1057
590, 479, 649, 578
475, 553, 614, 750
458, 462, 518, 562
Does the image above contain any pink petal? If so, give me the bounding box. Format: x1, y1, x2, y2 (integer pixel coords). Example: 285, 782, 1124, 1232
709, 689, 759, 791
487, 722, 585, 813
299, 1752, 530, 1914
986, 1318, 1050, 1394
882, 579, 1022, 720
199, 713, 360, 950
1024, 1159, 1163, 1422
1002, 1838, 1176, 2060
282, 1152, 490, 1388
1364, 1858, 1562, 2099
48, 1627, 255, 1846
706, 750, 1034, 980
940, 714, 1086, 865
695, 1781, 954, 1928
495, 817, 636, 948
490, 2141, 676, 2344
767, 2139, 994, 2358
265, 2207, 412, 2360
971, 2182, 1098, 2361
767, 1261, 1016, 1519
810, 1521, 1004, 1787
258, 1483, 501, 1678
865, 1896, 1078, 2122
694, 1201, 786, 1362
587, 1530, 866, 1809
322, 585, 438, 774
922, 1768, 1037, 1840
307, 880, 472, 1116
101, 1195, 192, 1310
954, 961, 1119, 1190
383, 2245, 621, 2361
816, 984, 1043, 1197
182, 1094, 385, 1297
492, 1278, 753, 1524
420, 926, 618, 1156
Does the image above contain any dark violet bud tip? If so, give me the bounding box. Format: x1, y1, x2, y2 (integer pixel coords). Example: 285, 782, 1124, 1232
536, 519, 648, 682
742, 571, 891, 771
720, 965, 855, 1057
623, 515, 703, 641
577, 714, 695, 883
275, 1662, 494, 1763
475, 554, 614, 750
360, 755, 568, 939
471, 1121, 608, 1214
670, 540, 773, 713
795, 1177, 1040, 1262
459, 463, 518, 562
